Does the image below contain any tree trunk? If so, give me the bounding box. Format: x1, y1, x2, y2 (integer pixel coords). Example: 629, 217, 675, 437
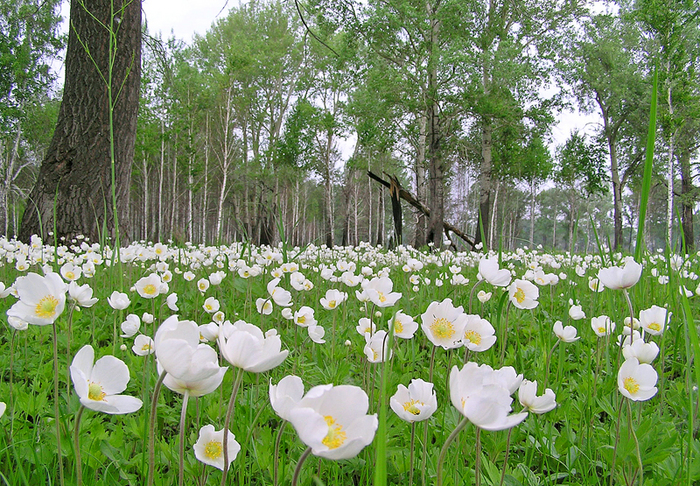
425, 5, 443, 248
414, 113, 427, 247
529, 179, 536, 247
679, 136, 696, 253
19, 0, 141, 243
476, 117, 493, 249
609, 137, 623, 251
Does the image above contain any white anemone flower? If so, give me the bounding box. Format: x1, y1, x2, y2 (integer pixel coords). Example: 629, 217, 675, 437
591, 315, 615, 337
218, 321, 288, 373
154, 315, 222, 382
597, 258, 643, 290
508, 279, 539, 310
478, 256, 512, 287
568, 304, 586, 321
320, 289, 347, 310
7, 272, 67, 325
364, 330, 392, 363
288, 384, 378, 460
308, 324, 326, 344
518, 379, 556, 414
390, 310, 418, 339
294, 306, 316, 328
638, 305, 670, 336
107, 291, 130, 310
120, 314, 141, 338
462, 315, 497, 352
421, 298, 467, 349
618, 357, 658, 401
269, 375, 305, 421
553, 320, 580, 343
449, 363, 528, 431
390, 379, 438, 423
132, 334, 154, 356
68, 281, 98, 308
134, 273, 165, 299
193, 425, 241, 470
70, 345, 142, 414
622, 339, 659, 364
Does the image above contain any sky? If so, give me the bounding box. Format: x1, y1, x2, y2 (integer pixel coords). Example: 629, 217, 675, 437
141, 0, 238, 42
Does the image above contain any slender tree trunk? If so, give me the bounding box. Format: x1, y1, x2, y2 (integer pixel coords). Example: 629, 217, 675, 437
609, 137, 623, 251
477, 117, 493, 249
19, 0, 141, 242
679, 142, 695, 253
1, 126, 22, 236
414, 113, 427, 247
529, 179, 536, 247
158, 119, 165, 241
170, 133, 178, 240
665, 82, 675, 250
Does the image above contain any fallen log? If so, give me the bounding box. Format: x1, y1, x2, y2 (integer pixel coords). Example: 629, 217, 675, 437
367, 170, 475, 249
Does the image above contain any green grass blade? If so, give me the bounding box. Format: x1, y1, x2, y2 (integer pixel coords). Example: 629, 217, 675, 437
635, 66, 658, 261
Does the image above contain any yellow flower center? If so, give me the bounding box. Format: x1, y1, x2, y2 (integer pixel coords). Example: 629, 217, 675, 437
378, 292, 386, 303
143, 284, 157, 295
430, 317, 455, 339
402, 399, 424, 415
648, 322, 661, 332
205, 304, 213, 311
65, 271, 75, 280
514, 288, 525, 304
204, 440, 223, 460
297, 315, 306, 324
464, 330, 482, 345
328, 300, 337, 309
322, 416, 346, 450
393, 319, 404, 334
623, 377, 640, 395
87, 382, 106, 401
35, 295, 59, 319
141, 343, 152, 352
598, 327, 607, 334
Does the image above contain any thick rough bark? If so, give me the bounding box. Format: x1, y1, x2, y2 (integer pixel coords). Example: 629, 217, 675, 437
425, 6, 443, 248
19, 0, 141, 243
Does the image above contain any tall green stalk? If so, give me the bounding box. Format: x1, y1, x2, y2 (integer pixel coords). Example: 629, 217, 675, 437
634, 67, 658, 261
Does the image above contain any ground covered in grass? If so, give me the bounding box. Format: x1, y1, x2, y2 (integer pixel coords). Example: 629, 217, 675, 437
0, 236, 697, 486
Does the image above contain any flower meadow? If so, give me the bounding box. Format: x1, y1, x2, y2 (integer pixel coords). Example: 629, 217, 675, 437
0, 235, 698, 486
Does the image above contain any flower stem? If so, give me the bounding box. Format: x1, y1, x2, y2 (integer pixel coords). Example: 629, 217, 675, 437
74, 405, 85, 486
500, 302, 512, 366
543, 340, 559, 390
475, 427, 482, 486
622, 289, 635, 343
221, 367, 245, 486
52, 320, 65, 486
148, 370, 167, 486
291, 447, 312, 486
273, 420, 288, 486
499, 428, 513, 486
468, 279, 484, 314
627, 401, 643, 486
436, 417, 470, 486
178, 391, 190, 486
409, 422, 416, 486
609, 393, 625, 486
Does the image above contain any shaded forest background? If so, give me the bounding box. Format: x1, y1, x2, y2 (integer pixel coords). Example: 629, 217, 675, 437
1, 0, 699, 252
